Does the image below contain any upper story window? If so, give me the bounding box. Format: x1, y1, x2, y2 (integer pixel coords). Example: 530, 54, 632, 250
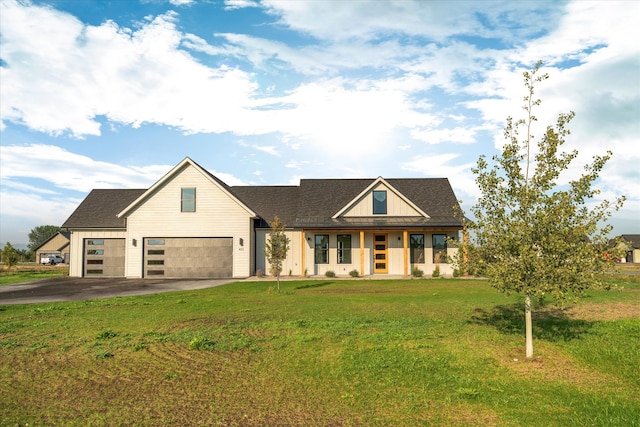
373, 190, 387, 215
181, 188, 196, 212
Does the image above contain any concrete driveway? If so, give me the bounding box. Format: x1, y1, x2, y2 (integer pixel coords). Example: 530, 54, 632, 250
0, 277, 234, 305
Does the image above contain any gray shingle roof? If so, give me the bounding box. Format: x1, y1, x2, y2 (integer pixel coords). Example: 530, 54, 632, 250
62, 189, 146, 228
63, 175, 462, 230
621, 234, 640, 249
231, 186, 299, 227
291, 178, 462, 229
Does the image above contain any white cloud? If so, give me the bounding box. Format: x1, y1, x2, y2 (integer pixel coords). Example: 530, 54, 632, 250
0, 144, 171, 192
401, 153, 479, 201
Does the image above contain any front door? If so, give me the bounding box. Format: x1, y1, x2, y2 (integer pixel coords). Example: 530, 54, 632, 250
373, 234, 388, 274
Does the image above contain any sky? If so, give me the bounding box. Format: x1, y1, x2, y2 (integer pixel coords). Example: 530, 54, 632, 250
1, 0, 639, 248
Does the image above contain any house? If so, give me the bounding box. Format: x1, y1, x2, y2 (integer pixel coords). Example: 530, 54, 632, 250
62, 157, 463, 278
34, 231, 70, 264
621, 234, 640, 263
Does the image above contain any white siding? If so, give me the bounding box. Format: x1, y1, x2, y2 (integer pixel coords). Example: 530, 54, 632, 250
67, 229, 127, 277
341, 183, 422, 217
257, 229, 302, 276
123, 164, 253, 278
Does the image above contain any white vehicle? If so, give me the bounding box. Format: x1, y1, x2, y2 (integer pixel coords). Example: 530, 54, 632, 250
41, 254, 64, 265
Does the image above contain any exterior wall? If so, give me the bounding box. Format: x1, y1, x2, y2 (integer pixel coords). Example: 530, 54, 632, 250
256, 229, 302, 276
36, 233, 70, 263
123, 164, 253, 278
301, 230, 459, 277
342, 182, 422, 217
633, 248, 640, 263
67, 229, 127, 277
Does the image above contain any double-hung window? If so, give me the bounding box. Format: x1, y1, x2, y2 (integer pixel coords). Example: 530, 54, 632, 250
315, 235, 329, 264
337, 234, 352, 264
410, 234, 425, 263
181, 188, 196, 212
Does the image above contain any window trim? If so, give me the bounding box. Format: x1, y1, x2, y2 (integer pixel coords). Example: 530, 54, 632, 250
181, 188, 196, 212
314, 234, 329, 264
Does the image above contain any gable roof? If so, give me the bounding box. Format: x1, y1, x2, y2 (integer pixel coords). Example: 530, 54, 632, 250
33, 230, 71, 252
117, 157, 256, 218
332, 177, 428, 218
292, 178, 462, 229
62, 160, 463, 230
62, 189, 146, 229
621, 234, 640, 249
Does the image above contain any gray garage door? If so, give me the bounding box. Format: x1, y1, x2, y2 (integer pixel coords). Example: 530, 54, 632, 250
143, 237, 233, 278
84, 238, 125, 277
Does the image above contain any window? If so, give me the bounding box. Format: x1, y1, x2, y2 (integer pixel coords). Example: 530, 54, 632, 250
147, 270, 164, 276
337, 234, 352, 264
373, 190, 387, 214
433, 234, 448, 264
87, 259, 103, 265
147, 249, 164, 255
147, 260, 164, 265
181, 188, 196, 212
87, 249, 104, 255
148, 239, 165, 245
410, 234, 425, 263
87, 239, 104, 245
86, 269, 103, 274
315, 235, 329, 264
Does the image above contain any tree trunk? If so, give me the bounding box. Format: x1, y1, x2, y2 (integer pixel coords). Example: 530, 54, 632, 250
277, 272, 281, 293
525, 293, 533, 358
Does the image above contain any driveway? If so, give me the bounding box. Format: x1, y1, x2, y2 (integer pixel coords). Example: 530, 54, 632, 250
0, 277, 234, 305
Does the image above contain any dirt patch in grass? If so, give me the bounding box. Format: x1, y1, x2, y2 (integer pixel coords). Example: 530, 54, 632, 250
542, 302, 639, 321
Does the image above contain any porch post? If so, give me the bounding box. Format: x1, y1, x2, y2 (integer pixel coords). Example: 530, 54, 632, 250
360, 230, 365, 276
403, 230, 408, 276
301, 230, 306, 277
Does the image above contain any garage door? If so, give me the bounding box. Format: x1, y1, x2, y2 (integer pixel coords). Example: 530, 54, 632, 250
84, 238, 125, 277
143, 237, 233, 278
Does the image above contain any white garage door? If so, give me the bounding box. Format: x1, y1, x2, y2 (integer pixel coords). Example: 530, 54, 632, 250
143, 237, 233, 278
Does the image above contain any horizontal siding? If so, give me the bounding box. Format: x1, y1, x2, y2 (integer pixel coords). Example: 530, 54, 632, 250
342, 182, 422, 217
68, 230, 127, 277
258, 230, 302, 277
124, 164, 253, 278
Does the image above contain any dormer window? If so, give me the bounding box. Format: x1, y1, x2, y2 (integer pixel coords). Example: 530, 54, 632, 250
181, 188, 196, 212
373, 190, 387, 215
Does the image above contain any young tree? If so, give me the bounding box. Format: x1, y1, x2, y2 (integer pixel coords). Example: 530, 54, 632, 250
28, 225, 61, 251
2, 242, 19, 268
264, 216, 290, 293
460, 62, 626, 358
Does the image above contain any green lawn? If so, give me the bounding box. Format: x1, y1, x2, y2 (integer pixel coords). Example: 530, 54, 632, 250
0, 265, 68, 286
1, 277, 638, 426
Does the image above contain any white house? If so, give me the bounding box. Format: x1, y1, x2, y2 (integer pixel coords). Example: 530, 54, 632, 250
62, 157, 464, 278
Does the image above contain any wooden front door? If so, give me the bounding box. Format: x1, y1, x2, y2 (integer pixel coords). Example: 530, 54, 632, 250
373, 234, 388, 274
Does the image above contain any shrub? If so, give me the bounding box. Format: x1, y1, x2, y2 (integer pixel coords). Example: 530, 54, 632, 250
256, 269, 264, 278
432, 265, 441, 278
349, 269, 359, 278
304, 268, 308, 277
411, 267, 424, 278
325, 270, 336, 278
189, 336, 216, 351
453, 268, 461, 278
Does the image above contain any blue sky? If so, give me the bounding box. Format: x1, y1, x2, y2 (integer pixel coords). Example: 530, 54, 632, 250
1, 0, 639, 248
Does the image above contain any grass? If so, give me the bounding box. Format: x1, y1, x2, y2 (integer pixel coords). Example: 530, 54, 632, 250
0, 277, 639, 426
0, 264, 69, 286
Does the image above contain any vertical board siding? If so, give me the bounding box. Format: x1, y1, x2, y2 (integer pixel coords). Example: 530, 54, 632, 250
342, 183, 422, 217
